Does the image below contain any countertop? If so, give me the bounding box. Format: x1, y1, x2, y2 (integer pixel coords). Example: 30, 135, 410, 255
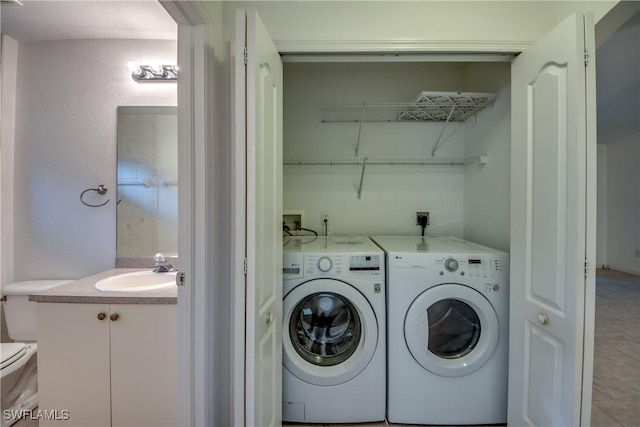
29, 268, 177, 304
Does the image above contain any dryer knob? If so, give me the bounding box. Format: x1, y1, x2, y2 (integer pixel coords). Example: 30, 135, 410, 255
445, 258, 459, 272
317, 257, 333, 272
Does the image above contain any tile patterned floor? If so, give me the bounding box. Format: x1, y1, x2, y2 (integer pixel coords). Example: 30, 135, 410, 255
11, 270, 639, 427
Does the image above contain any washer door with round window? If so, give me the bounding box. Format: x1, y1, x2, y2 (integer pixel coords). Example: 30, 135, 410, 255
404, 284, 499, 377
283, 279, 378, 386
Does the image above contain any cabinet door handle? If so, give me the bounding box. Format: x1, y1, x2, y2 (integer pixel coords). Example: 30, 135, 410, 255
110, 313, 120, 322
97, 312, 107, 321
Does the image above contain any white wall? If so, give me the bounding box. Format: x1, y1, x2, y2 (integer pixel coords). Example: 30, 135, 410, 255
12, 39, 176, 280
220, 1, 618, 48
463, 82, 511, 253
596, 10, 639, 274
1, 36, 18, 288
604, 133, 640, 274
284, 62, 471, 237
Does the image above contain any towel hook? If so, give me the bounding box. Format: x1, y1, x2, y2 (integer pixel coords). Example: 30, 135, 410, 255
80, 184, 110, 207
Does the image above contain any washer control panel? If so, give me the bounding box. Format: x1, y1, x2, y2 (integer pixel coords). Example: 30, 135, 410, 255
302, 253, 381, 276
349, 255, 381, 271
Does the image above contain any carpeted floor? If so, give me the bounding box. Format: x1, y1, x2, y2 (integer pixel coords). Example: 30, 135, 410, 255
591, 268, 640, 427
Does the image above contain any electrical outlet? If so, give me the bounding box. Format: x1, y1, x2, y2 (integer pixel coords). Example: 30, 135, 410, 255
416, 211, 430, 226
321, 212, 329, 226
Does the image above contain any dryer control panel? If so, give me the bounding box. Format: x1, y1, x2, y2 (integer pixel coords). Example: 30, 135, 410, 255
435, 256, 506, 279
466, 257, 507, 277
391, 253, 508, 283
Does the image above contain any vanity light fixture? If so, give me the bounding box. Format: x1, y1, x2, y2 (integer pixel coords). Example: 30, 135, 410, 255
127, 62, 178, 83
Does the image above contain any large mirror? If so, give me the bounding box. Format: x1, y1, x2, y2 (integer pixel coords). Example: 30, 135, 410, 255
116, 106, 178, 258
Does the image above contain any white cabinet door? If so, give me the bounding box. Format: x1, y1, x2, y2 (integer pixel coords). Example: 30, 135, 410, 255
37, 303, 178, 427
509, 12, 596, 427
234, 9, 283, 427
109, 304, 178, 427
38, 303, 111, 427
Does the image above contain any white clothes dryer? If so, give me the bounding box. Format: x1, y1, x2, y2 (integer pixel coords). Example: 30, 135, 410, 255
282, 236, 385, 424
371, 236, 509, 425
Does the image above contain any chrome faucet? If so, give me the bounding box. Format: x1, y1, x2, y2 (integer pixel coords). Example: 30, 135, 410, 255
152, 253, 176, 273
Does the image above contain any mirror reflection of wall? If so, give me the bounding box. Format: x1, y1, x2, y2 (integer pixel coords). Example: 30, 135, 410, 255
117, 106, 177, 258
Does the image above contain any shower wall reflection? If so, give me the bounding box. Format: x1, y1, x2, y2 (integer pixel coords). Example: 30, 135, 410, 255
116, 106, 177, 257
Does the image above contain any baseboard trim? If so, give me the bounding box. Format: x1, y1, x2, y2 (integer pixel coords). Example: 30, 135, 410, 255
603, 264, 640, 277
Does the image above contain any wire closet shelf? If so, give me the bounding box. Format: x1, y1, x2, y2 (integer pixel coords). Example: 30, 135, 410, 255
290, 91, 496, 199
320, 91, 496, 123
283, 156, 487, 166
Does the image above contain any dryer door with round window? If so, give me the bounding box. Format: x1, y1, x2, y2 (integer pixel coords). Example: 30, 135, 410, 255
404, 283, 499, 377
283, 278, 378, 386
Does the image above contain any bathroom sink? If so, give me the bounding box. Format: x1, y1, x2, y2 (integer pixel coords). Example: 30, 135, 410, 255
95, 271, 177, 292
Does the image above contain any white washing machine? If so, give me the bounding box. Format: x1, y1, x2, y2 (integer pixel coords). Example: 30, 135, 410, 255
282, 236, 385, 423
371, 236, 509, 425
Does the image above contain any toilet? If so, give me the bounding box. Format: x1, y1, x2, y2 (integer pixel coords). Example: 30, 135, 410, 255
1, 280, 70, 427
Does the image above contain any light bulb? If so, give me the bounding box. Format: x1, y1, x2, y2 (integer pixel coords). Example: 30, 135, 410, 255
150, 64, 165, 75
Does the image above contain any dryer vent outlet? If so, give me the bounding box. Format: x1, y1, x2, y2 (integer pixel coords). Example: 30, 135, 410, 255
416, 212, 430, 226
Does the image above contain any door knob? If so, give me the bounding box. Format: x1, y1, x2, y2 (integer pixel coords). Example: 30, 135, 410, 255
97, 312, 106, 321
537, 312, 549, 325
110, 313, 120, 322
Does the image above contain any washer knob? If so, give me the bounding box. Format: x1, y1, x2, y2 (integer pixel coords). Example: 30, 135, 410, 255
444, 258, 459, 272
317, 257, 333, 272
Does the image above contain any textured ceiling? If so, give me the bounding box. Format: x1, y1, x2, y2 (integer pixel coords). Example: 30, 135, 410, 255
1, 0, 177, 42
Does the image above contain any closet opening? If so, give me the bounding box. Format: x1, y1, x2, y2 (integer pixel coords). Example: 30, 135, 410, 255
281, 58, 512, 253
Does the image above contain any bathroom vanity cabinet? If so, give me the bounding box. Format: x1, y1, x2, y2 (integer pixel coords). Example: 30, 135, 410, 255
37, 302, 177, 427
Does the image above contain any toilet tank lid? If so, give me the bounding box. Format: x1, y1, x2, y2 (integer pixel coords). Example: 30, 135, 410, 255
2, 280, 72, 295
